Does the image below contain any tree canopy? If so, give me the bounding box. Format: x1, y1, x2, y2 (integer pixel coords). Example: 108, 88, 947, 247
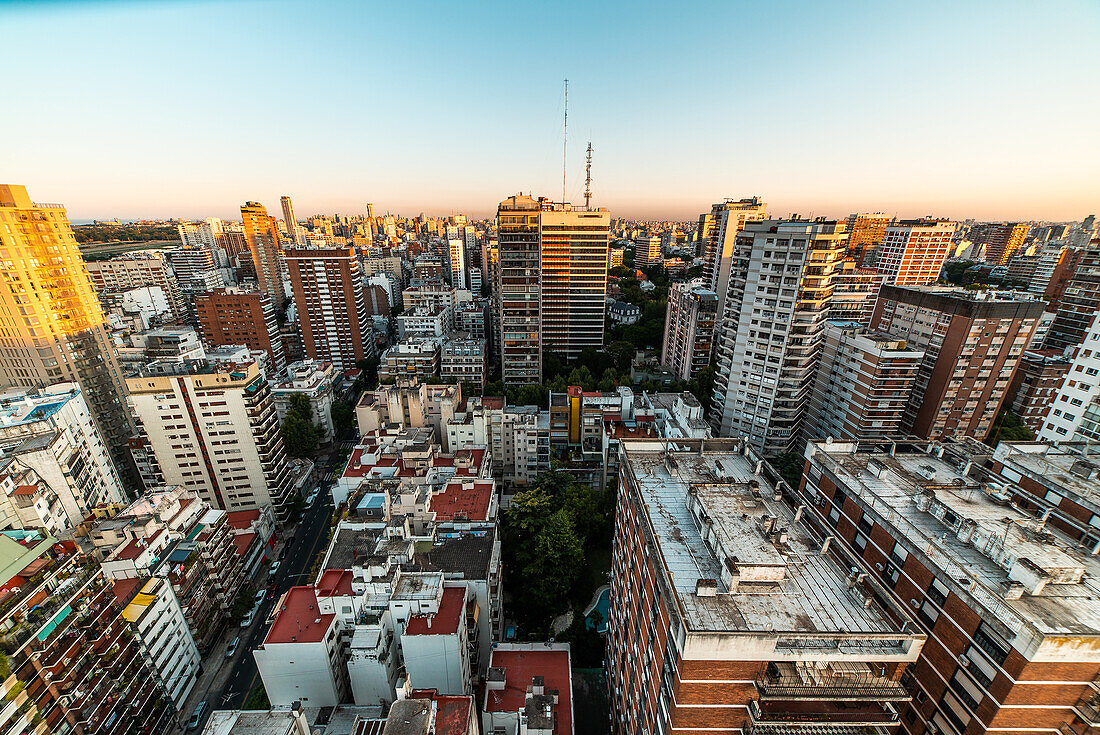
280, 393, 320, 457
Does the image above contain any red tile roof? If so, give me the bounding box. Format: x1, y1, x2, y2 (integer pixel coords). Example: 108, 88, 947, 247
226, 509, 261, 529
404, 585, 464, 636
264, 586, 334, 645
429, 480, 494, 522
12, 485, 38, 496
485, 647, 573, 735
316, 569, 354, 597
232, 532, 256, 557
111, 577, 143, 603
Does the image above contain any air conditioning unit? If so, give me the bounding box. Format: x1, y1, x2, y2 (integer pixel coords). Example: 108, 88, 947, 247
875, 562, 885, 571
958, 655, 970, 668
911, 599, 921, 609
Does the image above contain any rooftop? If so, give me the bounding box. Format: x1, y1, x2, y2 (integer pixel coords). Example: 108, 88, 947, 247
429, 480, 494, 522
621, 439, 918, 647
404, 585, 465, 636
484, 644, 572, 735
409, 528, 497, 580
810, 441, 1100, 641
264, 586, 335, 645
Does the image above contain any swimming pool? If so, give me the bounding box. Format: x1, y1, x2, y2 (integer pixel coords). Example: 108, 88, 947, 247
584, 585, 610, 633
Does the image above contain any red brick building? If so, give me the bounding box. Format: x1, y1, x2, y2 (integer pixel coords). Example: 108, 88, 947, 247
285, 245, 372, 372
801, 439, 1100, 735
608, 438, 925, 735
1006, 350, 1072, 432
195, 286, 286, 371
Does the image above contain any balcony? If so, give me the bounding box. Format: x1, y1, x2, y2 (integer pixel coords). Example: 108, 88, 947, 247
748, 700, 900, 731
756, 662, 909, 702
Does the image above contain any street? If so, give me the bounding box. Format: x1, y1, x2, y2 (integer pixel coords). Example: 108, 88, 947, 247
183, 439, 355, 731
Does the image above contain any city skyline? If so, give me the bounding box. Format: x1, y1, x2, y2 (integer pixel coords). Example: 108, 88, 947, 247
3, 0, 1097, 221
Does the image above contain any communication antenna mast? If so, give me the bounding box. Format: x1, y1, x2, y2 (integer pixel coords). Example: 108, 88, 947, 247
562, 78, 568, 206
584, 141, 593, 210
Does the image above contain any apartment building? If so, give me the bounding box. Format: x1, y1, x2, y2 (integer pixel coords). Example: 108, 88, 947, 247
634, 235, 662, 269
1039, 312, 1100, 442
84, 250, 186, 320
829, 260, 883, 325
440, 338, 488, 389
168, 243, 225, 294
876, 220, 955, 286
609, 439, 924, 735
712, 219, 847, 453
845, 212, 892, 267
272, 359, 336, 442
871, 286, 1044, 440
806, 322, 924, 442
242, 201, 285, 306
483, 643, 573, 735
355, 382, 462, 440
286, 246, 372, 372
975, 222, 1030, 265
397, 306, 450, 339
496, 195, 610, 383
0, 185, 134, 476
0, 383, 127, 522
1006, 349, 1072, 433
378, 339, 442, 384
126, 360, 306, 523
660, 278, 717, 381
801, 440, 1100, 735
699, 197, 768, 315
1047, 240, 1100, 351
196, 287, 287, 372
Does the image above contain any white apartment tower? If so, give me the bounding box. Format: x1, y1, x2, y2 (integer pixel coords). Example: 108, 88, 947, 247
711, 219, 846, 453
1039, 311, 1100, 442
447, 238, 467, 288
876, 219, 955, 286
701, 197, 768, 315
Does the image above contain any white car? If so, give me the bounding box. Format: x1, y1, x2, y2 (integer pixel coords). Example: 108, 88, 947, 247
225, 636, 240, 658
268, 561, 281, 578
254, 589, 266, 607
240, 610, 255, 628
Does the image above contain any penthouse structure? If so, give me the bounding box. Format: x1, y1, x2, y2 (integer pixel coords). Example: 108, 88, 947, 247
806, 322, 924, 442
871, 286, 1044, 440
661, 279, 718, 381
609, 439, 924, 735
802, 440, 1100, 735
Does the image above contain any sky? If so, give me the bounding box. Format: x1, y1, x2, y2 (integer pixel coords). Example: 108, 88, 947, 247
1, 0, 1098, 222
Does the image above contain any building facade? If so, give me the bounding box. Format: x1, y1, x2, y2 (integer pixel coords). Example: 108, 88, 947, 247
660, 278, 717, 381
242, 201, 285, 306
286, 246, 372, 372
195, 287, 287, 372
876, 219, 955, 286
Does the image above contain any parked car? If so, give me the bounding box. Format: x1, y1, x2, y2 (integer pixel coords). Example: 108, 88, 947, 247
240, 610, 255, 628
187, 702, 208, 730
225, 636, 240, 658
268, 561, 281, 578
254, 589, 266, 607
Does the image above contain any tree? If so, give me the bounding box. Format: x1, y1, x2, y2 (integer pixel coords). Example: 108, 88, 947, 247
281, 395, 320, 457
331, 401, 355, 437
230, 582, 256, 622
986, 409, 1034, 446
770, 452, 805, 491
525, 510, 584, 612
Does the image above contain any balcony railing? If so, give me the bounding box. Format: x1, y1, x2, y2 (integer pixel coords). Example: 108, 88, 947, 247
748, 700, 900, 728
756, 663, 910, 702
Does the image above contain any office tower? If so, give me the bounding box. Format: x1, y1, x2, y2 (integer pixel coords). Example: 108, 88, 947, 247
660, 278, 718, 380
876, 219, 955, 286
242, 200, 284, 306
1006, 348, 1071, 433
365, 202, 375, 219
127, 360, 300, 522
806, 321, 923, 441
280, 194, 302, 246
801, 439, 1100, 735
285, 245, 371, 371
828, 260, 883, 325
167, 242, 225, 294
975, 222, 1030, 265
85, 251, 187, 320
0, 185, 133, 475
195, 286, 287, 371
447, 237, 468, 288
633, 235, 661, 269
711, 219, 846, 452
844, 212, 891, 266
609, 439, 924, 735
1046, 239, 1100, 350
0, 545, 179, 734
870, 285, 1044, 439
700, 197, 768, 314
495, 195, 610, 383
1039, 312, 1100, 441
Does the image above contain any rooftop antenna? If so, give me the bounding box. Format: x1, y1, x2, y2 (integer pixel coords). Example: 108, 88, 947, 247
584, 141, 593, 210
562, 78, 568, 206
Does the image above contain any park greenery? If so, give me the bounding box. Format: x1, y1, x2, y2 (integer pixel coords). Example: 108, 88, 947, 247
501, 470, 616, 637
279, 394, 321, 458
941, 260, 1028, 290
72, 223, 180, 244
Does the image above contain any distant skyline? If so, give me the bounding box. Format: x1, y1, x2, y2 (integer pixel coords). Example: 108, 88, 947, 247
3, 0, 1098, 222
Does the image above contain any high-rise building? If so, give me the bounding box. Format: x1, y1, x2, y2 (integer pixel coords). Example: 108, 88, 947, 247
806, 321, 924, 441
1006, 348, 1071, 434
286, 246, 371, 372
609, 438, 924, 735
876, 219, 955, 286
1046, 239, 1100, 351
0, 185, 134, 477
802, 439, 1100, 735
1039, 312, 1100, 442
700, 197, 768, 315
660, 278, 718, 381
711, 219, 846, 452
126, 360, 302, 523
280, 195, 303, 246
870, 285, 1044, 439
177, 217, 223, 256
976, 221, 1030, 265
447, 237, 467, 288
844, 212, 891, 266
85, 250, 187, 319
633, 235, 661, 269
828, 259, 883, 325
167, 243, 225, 294
495, 195, 609, 383
195, 286, 286, 371
242, 201, 284, 306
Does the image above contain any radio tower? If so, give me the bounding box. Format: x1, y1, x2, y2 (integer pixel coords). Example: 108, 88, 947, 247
584, 141, 593, 210
562, 78, 568, 206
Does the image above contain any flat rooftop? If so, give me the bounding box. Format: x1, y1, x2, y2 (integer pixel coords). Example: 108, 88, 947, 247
429, 480, 494, 522
264, 586, 334, 645
812, 442, 1100, 639
484, 644, 572, 735
621, 440, 916, 644
405, 585, 464, 636
993, 442, 1100, 513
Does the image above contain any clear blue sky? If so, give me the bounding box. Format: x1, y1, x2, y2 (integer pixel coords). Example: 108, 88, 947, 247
2, 0, 1098, 221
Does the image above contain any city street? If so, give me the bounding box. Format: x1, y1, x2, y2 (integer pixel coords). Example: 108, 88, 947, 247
182, 447, 346, 731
